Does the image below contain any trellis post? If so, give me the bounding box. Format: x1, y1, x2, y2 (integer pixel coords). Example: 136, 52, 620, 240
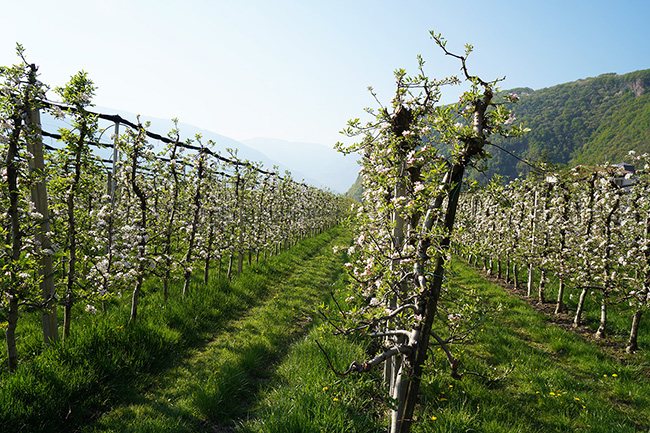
26, 66, 58, 344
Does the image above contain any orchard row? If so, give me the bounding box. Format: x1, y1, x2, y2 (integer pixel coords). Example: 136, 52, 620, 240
455, 159, 650, 353
0, 48, 349, 371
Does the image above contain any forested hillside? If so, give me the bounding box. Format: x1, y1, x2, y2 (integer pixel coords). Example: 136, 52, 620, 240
344, 175, 363, 202
346, 69, 650, 196
486, 69, 650, 179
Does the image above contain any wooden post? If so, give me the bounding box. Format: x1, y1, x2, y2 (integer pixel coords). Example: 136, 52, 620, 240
527, 190, 538, 297
108, 121, 119, 200
26, 92, 58, 345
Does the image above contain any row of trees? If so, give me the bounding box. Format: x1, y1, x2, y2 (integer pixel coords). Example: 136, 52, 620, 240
0, 46, 348, 371
455, 158, 650, 353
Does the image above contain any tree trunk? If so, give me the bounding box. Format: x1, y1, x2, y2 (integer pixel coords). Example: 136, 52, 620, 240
128, 129, 148, 324
204, 254, 211, 284
594, 294, 607, 339
5, 113, 23, 372
385, 164, 407, 394
26, 105, 58, 345
554, 279, 565, 315
63, 300, 72, 342
182, 270, 191, 301
537, 269, 545, 303
395, 164, 465, 433
526, 263, 534, 297
130, 278, 142, 323
573, 287, 589, 327
626, 308, 643, 353
182, 152, 205, 299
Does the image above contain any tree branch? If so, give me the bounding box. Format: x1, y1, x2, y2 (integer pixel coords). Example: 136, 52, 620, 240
370, 329, 414, 339
430, 330, 516, 383
316, 339, 412, 376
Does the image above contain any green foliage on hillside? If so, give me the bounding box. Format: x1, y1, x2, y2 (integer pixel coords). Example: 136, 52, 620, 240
344, 175, 363, 202
345, 68, 650, 191
482, 69, 650, 180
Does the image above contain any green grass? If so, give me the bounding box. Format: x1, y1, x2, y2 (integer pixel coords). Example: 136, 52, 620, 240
482, 258, 650, 348
0, 227, 352, 432
238, 259, 650, 433
236, 282, 384, 433
80, 225, 360, 432
4, 236, 650, 433
409, 260, 650, 432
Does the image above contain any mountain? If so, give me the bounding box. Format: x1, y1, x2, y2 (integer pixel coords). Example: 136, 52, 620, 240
241, 138, 360, 194
39, 109, 330, 190
345, 175, 363, 202
483, 69, 650, 180
345, 69, 650, 196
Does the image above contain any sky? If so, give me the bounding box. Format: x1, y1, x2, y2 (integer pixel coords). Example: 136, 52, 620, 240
2, 0, 649, 149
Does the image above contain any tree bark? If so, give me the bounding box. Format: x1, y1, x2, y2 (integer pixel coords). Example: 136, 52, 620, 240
554, 279, 565, 315
537, 269, 545, 304
63, 302, 72, 342
385, 161, 407, 394
526, 263, 535, 297
182, 150, 205, 300
63, 126, 86, 342
626, 308, 643, 353
227, 254, 234, 280
5, 113, 23, 372
129, 127, 148, 324
394, 164, 464, 433
573, 287, 589, 328
594, 298, 607, 339
26, 104, 58, 344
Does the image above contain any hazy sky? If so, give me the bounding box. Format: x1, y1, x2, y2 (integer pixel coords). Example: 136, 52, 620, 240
2, 0, 649, 147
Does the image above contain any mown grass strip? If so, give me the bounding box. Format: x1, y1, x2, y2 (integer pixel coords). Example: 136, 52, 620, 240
236, 265, 384, 433
411, 260, 650, 432
79, 226, 355, 432
239, 259, 650, 433
0, 227, 348, 433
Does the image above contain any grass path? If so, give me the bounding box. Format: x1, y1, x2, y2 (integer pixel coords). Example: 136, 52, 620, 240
77, 244, 650, 433
408, 260, 650, 432
241, 259, 650, 432
80, 228, 352, 432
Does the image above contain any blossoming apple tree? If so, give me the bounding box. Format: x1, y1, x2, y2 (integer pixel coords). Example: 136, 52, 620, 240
332, 32, 527, 433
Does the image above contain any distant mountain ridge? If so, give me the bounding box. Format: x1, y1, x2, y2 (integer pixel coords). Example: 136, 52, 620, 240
241, 138, 360, 194
40, 109, 355, 192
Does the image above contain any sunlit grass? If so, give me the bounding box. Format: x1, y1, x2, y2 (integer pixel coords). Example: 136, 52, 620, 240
410, 260, 650, 432
0, 227, 350, 432
4, 238, 649, 432
80, 226, 355, 432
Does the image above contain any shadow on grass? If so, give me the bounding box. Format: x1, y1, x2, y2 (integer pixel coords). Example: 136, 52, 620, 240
0, 227, 348, 433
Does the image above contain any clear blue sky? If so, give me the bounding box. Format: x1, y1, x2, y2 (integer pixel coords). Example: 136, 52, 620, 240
2, 0, 649, 147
